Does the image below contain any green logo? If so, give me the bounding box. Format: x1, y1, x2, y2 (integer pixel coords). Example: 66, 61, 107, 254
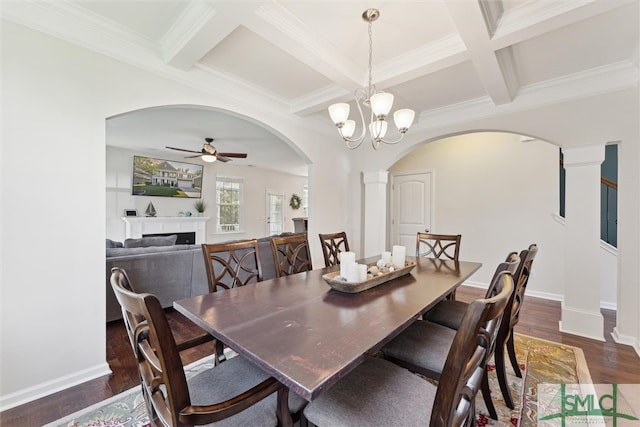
538, 384, 639, 426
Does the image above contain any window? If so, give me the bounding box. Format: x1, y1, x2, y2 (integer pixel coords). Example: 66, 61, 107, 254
216, 177, 242, 232
303, 185, 309, 216
601, 144, 617, 247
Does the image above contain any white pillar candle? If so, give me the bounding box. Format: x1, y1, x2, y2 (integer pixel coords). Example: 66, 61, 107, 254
346, 262, 360, 282
381, 251, 392, 264
358, 264, 368, 282
392, 245, 406, 268
341, 251, 356, 264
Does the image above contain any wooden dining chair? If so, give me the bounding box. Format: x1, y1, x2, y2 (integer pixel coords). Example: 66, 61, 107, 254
318, 232, 350, 268
202, 240, 263, 293
302, 272, 512, 427
424, 245, 537, 410
110, 267, 221, 363
110, 268, 306, 427
383, 255, 519, 420
416, 232, 462, 299
271, 233, 313, 277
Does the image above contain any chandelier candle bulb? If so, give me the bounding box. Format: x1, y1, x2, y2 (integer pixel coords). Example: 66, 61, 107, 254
392, 245, 406, 268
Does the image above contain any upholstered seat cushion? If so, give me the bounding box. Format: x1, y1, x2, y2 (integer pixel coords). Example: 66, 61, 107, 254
303, 357, 436, 426
188, 355, 307, 427
381, 320, 456, 376
423, 299, 468, 330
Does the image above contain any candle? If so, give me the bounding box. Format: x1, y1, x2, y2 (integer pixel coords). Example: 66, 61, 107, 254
381, 251, 392, 264
346, 262, 360, 282
392, 245, 406, 268
341, 251, 356, 264
340, 251, 357, 279
358, 264, 368, 282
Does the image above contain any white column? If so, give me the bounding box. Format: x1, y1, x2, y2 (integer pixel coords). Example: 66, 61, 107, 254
363, 171, 388, 258
560, 145, 605, 341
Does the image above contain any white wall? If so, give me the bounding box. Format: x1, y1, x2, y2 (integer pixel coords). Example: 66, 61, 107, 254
1, 20, 349, 409
106, 146, 308, 242
389, 133, 564, 295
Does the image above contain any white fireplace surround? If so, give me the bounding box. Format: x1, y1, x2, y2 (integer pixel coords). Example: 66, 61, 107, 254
121, 216, 209, 244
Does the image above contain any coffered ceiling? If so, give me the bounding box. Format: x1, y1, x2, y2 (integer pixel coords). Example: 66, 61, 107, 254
3, 0, 638, 174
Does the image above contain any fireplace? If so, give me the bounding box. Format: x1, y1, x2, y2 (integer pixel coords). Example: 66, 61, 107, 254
143, 232, 196, 245
121, 216, 209, 244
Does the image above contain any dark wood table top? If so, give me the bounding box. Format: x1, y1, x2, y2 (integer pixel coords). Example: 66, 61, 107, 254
174, 257, 481, 401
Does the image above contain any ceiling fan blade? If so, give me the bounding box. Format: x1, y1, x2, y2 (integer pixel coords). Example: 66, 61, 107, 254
216, 156, 231, 163
217, 152, 247, 158
166, 146, 202, 154
185, 154, 202, 158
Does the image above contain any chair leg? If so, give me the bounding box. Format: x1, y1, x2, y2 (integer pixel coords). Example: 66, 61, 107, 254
480, 368, 498, 420
495, 343, 515, 409
507, 333, 521, 378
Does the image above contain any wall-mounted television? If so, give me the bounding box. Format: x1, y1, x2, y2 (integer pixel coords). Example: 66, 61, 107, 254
132, 155, 203, 198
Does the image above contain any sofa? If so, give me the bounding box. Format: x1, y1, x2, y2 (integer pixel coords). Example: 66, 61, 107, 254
106, 233, 304, 322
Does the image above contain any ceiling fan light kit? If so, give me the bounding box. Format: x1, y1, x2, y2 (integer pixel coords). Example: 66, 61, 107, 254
328, 9, 415, 150
166, 137, 247, 163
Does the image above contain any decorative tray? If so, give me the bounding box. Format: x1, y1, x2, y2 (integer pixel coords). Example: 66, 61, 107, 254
322, 260, 417, 294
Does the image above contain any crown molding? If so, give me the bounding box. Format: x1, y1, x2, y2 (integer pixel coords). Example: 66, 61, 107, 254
159, 2, 219, 66
2, 0, 158, 54
419, 60, 638, 130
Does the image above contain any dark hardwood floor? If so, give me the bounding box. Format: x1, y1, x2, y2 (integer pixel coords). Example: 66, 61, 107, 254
1, 286, 638, 426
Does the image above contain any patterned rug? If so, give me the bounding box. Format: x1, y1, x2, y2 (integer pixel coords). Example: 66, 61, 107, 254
45, 333, 590, 427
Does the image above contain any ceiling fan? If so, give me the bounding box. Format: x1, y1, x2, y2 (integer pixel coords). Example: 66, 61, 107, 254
166, 138, 248, 163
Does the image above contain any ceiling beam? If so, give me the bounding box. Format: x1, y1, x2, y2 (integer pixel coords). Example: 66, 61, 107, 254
161, 3, 247, 71
445, 0, 516, 106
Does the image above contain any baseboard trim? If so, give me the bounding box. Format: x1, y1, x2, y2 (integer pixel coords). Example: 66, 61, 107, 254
559, 302, 605, 342
612, 327, 640, 357
0, 363, 112, 412
462, 281, 617, 310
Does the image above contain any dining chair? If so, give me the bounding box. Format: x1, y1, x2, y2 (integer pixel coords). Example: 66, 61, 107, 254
424, 245, 537, 410
110, 267, 222, 364
416, 232, 462, 299
271, 233, 313, 277
318, 231, 350, 268
302, 271, 513, 427
382, 254, 518, 419
382, 257, 517, 420
110, 268, 306, 427
202, 240, 263, 293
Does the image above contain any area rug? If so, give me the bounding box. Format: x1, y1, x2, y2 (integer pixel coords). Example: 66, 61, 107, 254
45, 333, 590, 427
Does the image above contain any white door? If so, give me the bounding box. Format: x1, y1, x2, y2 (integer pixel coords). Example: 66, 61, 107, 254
391, 172, 432, 252
266, 191, 285, 236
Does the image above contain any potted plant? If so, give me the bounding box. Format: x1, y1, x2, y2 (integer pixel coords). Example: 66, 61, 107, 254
194, 199, 207, 216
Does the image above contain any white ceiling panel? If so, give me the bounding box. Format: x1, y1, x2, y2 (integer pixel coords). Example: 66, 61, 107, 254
392, 61, 487, 112
510, 2, 639, 87
199, 25, 332, 100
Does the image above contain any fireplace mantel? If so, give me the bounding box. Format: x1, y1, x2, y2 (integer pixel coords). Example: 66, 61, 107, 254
121, 216, 210, 244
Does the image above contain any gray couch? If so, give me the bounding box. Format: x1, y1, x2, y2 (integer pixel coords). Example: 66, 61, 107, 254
106, 233, 302, 322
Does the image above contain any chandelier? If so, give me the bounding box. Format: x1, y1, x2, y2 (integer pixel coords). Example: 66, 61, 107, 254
328, 9, 415, 150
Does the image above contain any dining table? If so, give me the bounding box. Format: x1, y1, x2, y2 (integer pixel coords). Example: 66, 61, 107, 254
174, 256, 482, 402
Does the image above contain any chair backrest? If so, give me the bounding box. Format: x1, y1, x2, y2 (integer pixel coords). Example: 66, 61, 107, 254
271, 234, 313, 277
509, 244, 538, 329
110, 267, 144, 354
416, 233, 461, 261
483, 252, 520, 299
202, 240, 263, 292
318, 232, 350, 268
110, 268, 191, 426
430, 271, 513, 426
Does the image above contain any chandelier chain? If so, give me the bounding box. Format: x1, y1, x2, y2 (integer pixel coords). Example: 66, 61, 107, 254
368, 20, 373, 100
